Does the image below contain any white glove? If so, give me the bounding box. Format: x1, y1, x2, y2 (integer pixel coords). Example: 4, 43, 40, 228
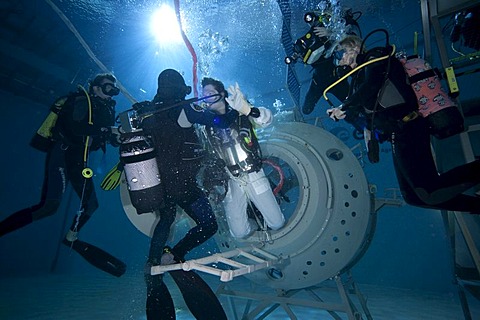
363, 128, 372, 149
225, 82, 252, 116
326, 107, 346, 121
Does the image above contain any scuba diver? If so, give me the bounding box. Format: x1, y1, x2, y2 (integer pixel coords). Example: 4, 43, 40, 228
135, 69, 227, 320
327, 33, 480, 213
199, 77, 285, 238
285, 1, 361, 115
450, 6, 480, 52
0, 73, 126, 277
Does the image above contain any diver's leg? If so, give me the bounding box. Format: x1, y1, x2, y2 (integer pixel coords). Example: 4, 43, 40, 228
429, 194, 480, 213
160, 201, 226, 320
67, 179, 99, 232
392, 120, 480, 210
0, 144, 64, 237
0, 200, 61, 237
302, 78, 323, 115
61, 148, 126, 276
145, 208, 177, 319
434, 159, 480, 191
393, 148, 480, 212
173, 193, 218, 259
392, 156, 427, 207
64, 146, 99, 233
149, 205, 176, 264
302, 57, 349, 115
222, 178, 253, 238
391, 119, 448, 203
246, 170, 285, 230
302, 59, 328, 115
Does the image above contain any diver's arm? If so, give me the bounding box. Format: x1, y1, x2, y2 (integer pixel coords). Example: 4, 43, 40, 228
340, 59, 388, 130
249, 107, 273, 128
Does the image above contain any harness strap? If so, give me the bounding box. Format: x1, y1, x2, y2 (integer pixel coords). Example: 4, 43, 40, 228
408, 68, 437, 84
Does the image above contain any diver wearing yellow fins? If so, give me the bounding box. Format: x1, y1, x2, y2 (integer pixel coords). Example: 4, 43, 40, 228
0, 73, 126, 277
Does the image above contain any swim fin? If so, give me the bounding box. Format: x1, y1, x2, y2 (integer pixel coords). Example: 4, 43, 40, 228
100, 162, 124, 191
63, 239, 127, 277
170, 270, 227, 320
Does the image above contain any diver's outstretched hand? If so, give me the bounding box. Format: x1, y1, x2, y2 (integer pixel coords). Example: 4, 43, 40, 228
225, 83, 251, 116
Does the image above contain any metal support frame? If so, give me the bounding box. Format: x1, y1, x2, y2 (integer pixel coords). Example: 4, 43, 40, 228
217, 271, 373, 320
150, 245, 376, 319
150, 246, 282, 282
421, 1, 480, 319
371, 187, 404, 213
442, 210, 480, 320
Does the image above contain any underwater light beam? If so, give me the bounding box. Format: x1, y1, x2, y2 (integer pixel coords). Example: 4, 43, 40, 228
150, 4, 183, 44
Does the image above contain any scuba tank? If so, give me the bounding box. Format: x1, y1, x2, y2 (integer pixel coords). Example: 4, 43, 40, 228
30, 95, 70, 152
116, 94, 220, 213
118, 104, 165, 214
119, 130, 164, 214
398, 55, 464, 139
206, 115, 262, 177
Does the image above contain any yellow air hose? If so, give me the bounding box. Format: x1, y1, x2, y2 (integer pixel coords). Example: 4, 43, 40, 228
323, 45, 396, 106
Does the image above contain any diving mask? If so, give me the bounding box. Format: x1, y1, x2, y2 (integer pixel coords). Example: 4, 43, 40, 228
333, 49, 345, 65
101, 83, 120, 97
201, 92, 223, 105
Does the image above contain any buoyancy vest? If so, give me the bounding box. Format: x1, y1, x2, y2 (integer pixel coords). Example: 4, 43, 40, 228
53, 93, 116, 150
30, 90, 85, 152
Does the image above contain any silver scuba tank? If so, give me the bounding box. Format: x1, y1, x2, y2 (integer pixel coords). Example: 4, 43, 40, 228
119, 131, 164, 214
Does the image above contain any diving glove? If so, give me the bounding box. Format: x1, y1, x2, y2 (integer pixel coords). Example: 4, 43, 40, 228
101, 161, 124, 191
364, 128, 380, 163
326, 107, 346, 121
226, 82, 252, 116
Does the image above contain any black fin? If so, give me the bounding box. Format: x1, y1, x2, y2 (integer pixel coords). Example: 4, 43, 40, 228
170, 270, 227, 320
63, 239, 126, 277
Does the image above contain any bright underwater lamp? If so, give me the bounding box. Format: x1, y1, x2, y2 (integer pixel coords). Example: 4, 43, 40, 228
150, 4, 182, 44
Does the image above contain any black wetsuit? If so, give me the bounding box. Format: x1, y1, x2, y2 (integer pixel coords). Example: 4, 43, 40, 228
140, 98, 228, 320
342, 48, 480, 213
302, 11, 361, 115
0, 92, 126, 276
303, 55, 349, 114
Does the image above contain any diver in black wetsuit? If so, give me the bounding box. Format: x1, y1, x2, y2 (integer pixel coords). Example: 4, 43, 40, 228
137, 69, 227, 320
0, 73, 126, 276
301, 7, 361, 115
329, 35, 480, 213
